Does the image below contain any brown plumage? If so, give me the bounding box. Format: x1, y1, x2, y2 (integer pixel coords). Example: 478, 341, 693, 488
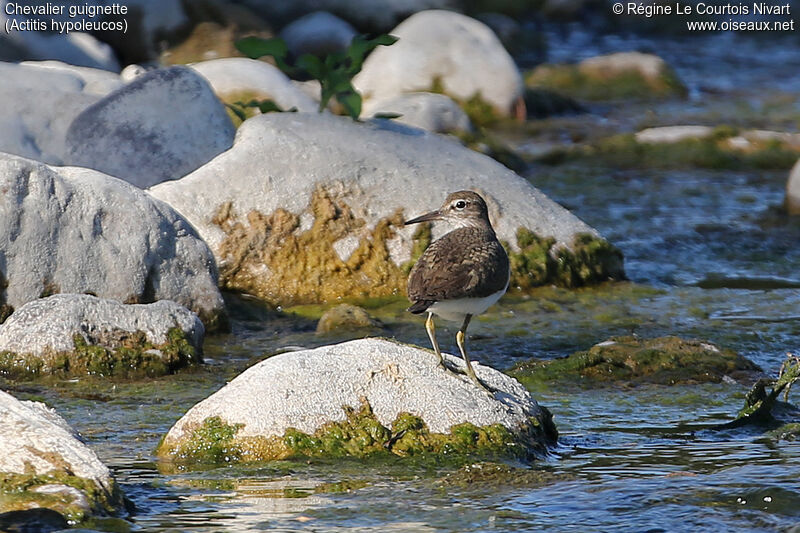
404, 190, 510, 392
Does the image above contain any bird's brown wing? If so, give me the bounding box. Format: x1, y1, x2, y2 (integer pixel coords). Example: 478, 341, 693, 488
407, 228, 509, 305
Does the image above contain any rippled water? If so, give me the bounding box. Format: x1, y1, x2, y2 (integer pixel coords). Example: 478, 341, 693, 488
8, 30, 800, 532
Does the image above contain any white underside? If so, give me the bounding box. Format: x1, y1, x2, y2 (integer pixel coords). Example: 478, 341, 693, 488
427, 286, 507, 322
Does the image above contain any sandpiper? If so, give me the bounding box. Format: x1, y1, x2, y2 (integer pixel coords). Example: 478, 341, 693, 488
405, 191, 510, 390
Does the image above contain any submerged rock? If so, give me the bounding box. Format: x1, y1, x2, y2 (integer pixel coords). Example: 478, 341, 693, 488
157, 338, 556, 463
316, 304, 383, 334
786, 159, 800, 215
512, 336, 761, 386
149, 112, 623, 305
0, 390, 124, 524
64, 66, 235, 188
0, 294, 203, 378
354, 10, 523, 118
0, 154, 226, 329
362, 92, 473, 134
526, 51, 686, 101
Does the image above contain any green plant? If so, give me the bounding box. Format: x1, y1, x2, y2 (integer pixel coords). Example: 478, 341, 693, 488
235, 34, 397, 120
226, 98, 296, 123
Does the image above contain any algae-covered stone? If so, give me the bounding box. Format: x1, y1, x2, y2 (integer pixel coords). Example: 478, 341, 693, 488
526, 52, 686, 101
0, 389, 124, 524
316, 304, 383, 334
354, 10, 523, 118
511, 336, 761, 387
437, 462, 570, 489
0, 294, 203, 378
157, 338, 556, 463
149, 112, 623, 305
0, 153, 226, 329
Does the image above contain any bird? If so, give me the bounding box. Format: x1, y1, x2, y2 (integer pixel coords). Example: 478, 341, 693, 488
405, 190, 510, 390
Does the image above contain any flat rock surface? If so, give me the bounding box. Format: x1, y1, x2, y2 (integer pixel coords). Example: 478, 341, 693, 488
161, 338, 545, 446
0, 294, 203, 356
0, 153, 225, 327
64, 66, 235, 188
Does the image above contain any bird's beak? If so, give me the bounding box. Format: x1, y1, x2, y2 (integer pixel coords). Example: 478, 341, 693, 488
404, 209, 442, 225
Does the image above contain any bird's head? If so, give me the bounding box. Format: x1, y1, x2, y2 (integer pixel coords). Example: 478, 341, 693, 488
404, 190, 491, 230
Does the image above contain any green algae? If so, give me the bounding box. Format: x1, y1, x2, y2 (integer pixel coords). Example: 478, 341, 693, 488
158, 399, 555, 465
525, 61, 687, 101
542, 132, 799, 170
315, 304, 383, 334
766, 423, 800, 442
437, 461, 571, 489
0, 328, 200, 380
402, 222, 432, 275
0, 272, 12, 324
731, 354, 799, 425
506, 229, 625, 290
0, 469, 123, 525
511, 336, 761, 387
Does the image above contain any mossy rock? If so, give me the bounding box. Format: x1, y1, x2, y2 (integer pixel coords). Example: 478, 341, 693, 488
766, 423, 800, 442
505, 229, 625, 290
0, 328, 199, 380
157, 399, 556, 465
437, 461, 571, 489
316, 304, 383, 334
547, 132, 800, 171
525, 53, 687, 101
511, 336, 762, 387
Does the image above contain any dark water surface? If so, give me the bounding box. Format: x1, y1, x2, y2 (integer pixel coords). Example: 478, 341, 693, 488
10, 30, 800, 531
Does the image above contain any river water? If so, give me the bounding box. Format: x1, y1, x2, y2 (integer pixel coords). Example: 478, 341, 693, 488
9, 29, 800, 532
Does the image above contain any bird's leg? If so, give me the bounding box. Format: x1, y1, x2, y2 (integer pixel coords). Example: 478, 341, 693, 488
425, 312, 445, 367
456, 314, 491, 392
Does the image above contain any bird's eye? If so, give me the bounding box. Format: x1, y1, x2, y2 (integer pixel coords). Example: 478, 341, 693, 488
454, 200, 467, 210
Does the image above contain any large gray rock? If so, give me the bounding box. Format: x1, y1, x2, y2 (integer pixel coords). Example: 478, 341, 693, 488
0, 61, 121, 165
0, 154, 226, 328
0, 294, 204, 356
0, 389, 123, 522
158, 338, 552, 461
280, 11, 357, 57
363, 92, 472, 134
354, 10, 523, 117
148, 112, 618, 305
190, 58, 318, 113
64, 66, 236, 188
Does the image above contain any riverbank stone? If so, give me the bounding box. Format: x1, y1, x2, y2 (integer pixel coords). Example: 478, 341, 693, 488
157, 338, 556, 463
511, 336, 762, 387
64, 65, 235, 188
354, 10, 523, 118
316, 304, 383, 334
0, 389, 124, 525
362, 92, 473, 134
148, 112, 623, 306
0, 294, 203, 378
526, 51, 686, 101
786, 159, 800, 215
0, 153, 226, 330
280, 11, 357, 57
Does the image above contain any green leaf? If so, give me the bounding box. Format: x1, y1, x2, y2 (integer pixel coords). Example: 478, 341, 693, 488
344, 34, 398, 75
256, 100, 285, 113
296, 54, 324, 80
235, 37, 288, 60
225, 103, 247, 122
336, 90, 362, 121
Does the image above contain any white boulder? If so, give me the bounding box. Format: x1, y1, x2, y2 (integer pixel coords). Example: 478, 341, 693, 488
354, 10, 523, 117
363, 92, 472, 133
0, 154, 226, 327
786, 159, 800, 215
64, 66, 236, 188
280, 11, 357, 57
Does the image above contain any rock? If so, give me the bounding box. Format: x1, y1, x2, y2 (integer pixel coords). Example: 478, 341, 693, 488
0, 294, 203, 378
526, 51, 686, 101
363, 92, 472, 133
316, 304, 382, 334
280, 11, 357, 57
0, 389, 124, 523
0, 153, 226, 329
0, 4, 119, 70
64, 66, 236, 187
635, 125, 713, 144
235, 0, 452, 31
511, 336, 762, 386
786, 159, 800, 215
190, 58, 318, 113
156, 338, 556, 463
148, 112, 623, 305
354, 10, 523, 118
0, 61, 120, 165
